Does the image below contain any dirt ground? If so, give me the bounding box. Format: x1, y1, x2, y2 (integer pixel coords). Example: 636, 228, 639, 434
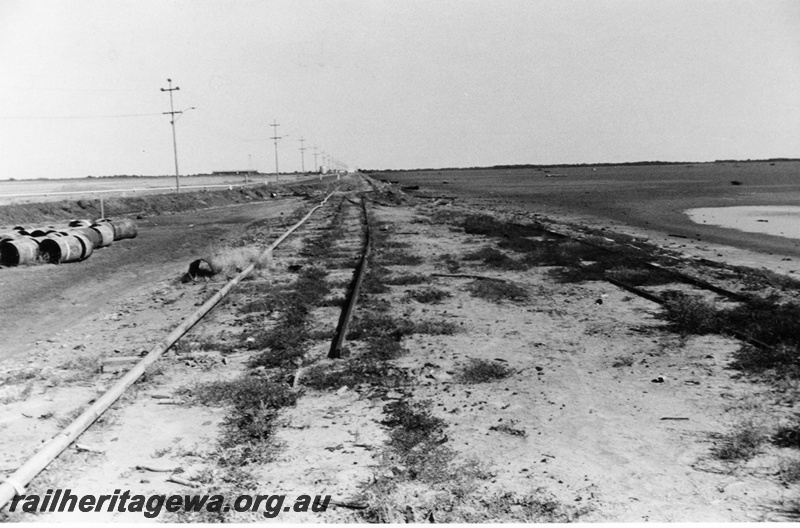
1, 174, 799, 522
378, 161, 800, 261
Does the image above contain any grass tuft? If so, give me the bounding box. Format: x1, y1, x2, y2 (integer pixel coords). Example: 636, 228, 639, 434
405, 287, 451, 304
659, 292, 721, 335
458, 358, 513, 384
731, 344, 800, 377
467, 279, 528, 303
772, 424, 800, 449
207, 247, 264, 277
779, 460, 800, 484
347, 313, 458, 340
302, 357, 407, 391
462, 214, 545, 239
463, 247, 527, 270
711, 422, 767, 461
189, 376, 298, 464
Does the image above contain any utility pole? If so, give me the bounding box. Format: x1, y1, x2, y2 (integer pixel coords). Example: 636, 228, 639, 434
299, 137, 307, 173
270, 119, 280, 181
247, 153, 252, 184
160, 78, 182, 192
312, 146, 319, 173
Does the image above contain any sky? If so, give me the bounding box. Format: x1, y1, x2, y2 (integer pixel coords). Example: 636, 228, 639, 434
1, 0, 799, 179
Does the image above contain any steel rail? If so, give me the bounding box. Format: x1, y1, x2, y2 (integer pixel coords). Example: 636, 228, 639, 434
328, 197, 371, 359
0, 188, 339, 510
603, 271, 773, 351
541, 226, 751, 303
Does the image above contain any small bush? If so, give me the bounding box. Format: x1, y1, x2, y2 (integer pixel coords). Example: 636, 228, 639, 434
731, 344, 800, 377
659, 292, 721, 335
711, 422, 767, 461
467, 279, 528, 303
458, 358, 513, 384
366, 336, 407, 360
383, 399, 448, 455
773, 425, 800, 449
724, 299, 800, 347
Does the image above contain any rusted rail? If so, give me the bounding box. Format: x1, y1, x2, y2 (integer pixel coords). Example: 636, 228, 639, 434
328, 197, 371, 359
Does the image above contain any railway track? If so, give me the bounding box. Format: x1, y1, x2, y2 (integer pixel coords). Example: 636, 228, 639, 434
461, 209, 788, 354
0, 179, 377, 515
4, 177, 797, 521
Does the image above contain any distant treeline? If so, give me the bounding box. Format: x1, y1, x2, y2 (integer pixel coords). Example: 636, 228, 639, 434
363, 158, 800, 173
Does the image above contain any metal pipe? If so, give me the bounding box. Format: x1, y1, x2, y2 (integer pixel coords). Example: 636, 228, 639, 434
0, 188, 339, 510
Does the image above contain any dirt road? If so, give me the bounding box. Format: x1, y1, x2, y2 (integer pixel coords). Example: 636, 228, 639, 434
0, 197, 303, 362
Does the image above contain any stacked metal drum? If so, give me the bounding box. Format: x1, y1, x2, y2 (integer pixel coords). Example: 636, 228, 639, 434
0, 218, 137, 266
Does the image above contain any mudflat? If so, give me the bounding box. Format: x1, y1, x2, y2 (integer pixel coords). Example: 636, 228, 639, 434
377, 160, 800, 258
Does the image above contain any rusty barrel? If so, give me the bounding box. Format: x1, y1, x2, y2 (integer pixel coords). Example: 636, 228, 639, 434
108, 218, 137, 241
0, 237, 39, 266
39, 235, 85, 264
89, 223, 114, 248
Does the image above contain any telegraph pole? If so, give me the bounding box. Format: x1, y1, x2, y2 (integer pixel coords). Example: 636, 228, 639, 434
160, 78, 182, 192
247, 153, 252, 184
312, 146, 319, 173
299, 137, 307, 173
270, 119, 281, 181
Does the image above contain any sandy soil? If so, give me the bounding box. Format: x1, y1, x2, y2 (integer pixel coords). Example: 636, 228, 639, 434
378, 161, 800, 260
1, 175, 799, 522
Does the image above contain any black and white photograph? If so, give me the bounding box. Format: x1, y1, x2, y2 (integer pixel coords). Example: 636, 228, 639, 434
1, 0, 799, 522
